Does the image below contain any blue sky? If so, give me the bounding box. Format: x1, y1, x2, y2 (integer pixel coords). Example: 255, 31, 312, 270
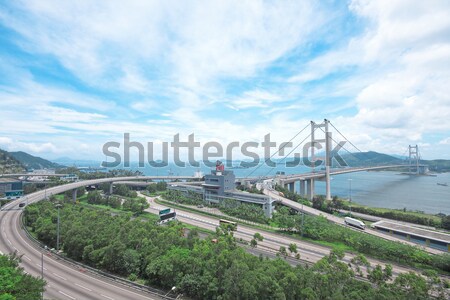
0, 0, 449, 161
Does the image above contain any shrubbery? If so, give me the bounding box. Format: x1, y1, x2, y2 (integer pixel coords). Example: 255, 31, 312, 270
272, 207, 450, 272
24, 201, 448, 299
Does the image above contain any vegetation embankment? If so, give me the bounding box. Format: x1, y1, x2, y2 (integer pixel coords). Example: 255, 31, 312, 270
24, 200, 450, 299
164, 189, 270, 224
340, 202, 450, 229
272, 207, 450, 273
160, 185, 450, 274
275, 184, 450, 230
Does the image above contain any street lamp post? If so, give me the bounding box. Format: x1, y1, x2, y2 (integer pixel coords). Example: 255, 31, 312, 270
164, 286, 176, 298
41, 252, 44, 300
301, 202, 304, 238
348, 179, 352, 217
55, 203, 62, 251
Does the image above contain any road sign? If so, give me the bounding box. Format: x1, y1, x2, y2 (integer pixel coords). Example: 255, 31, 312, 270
159, 208, 171, 215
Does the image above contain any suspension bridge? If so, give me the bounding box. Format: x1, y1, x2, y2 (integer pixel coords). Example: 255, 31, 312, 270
247, 119, 428, 201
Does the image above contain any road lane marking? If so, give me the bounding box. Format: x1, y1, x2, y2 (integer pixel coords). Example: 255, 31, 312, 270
53, 272, 67, 280
59, 290, 76, 299
7, 238, 12, 245
101, 294, 115, 300
75, 283, 92, 292
36, 264, 48, 270
10, 196, 160, 299
23, 255, 32, 261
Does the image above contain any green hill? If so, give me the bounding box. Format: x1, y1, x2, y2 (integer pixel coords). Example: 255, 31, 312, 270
8, 151, 64, 170
0, 149, 25, 174
338, 151, 404, 167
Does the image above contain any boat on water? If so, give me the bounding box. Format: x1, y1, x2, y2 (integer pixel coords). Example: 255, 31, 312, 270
437, 182, 448, 186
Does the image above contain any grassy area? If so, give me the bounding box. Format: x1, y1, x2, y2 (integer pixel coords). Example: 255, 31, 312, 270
156, 198, 361, 253
57, 192, 213, 235
342, 201, 443, 228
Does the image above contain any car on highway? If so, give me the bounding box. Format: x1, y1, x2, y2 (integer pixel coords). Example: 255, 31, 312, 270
18, 202, 26, 208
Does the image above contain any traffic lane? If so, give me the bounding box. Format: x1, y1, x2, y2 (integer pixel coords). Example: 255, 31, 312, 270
4, 210, 97, 300
11, 210, 161, 300
1, 207, 162, 300
267, 190, 442, 254
146, 196, 413, 278
147, 202, 330, 263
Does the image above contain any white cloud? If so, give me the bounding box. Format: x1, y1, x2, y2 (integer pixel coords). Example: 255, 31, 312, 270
0, 1, 449, 160
439, 137, 450, 145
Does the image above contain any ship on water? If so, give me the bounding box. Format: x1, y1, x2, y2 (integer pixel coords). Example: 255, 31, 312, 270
437, 182, 448, 186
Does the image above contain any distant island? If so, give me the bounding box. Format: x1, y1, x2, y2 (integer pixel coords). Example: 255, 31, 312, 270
0, 149, 64, 173
1, 148, 449, 173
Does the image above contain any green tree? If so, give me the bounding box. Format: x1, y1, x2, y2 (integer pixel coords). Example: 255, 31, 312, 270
253, 232, 264, 242
288, 243, 297, 256
114, 184, 131, 197
155, 181, 167, 191
279, 246, 288, 258
87, 191, 102, 204
442, 215, 450, 230
146, 184, 157, 194
0, 253, 45, 299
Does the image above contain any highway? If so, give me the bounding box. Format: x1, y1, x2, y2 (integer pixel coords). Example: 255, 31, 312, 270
140, 193, 426, 280
0, 182, 167, 300
263, 188, 445, 254
0, 177, 445, 299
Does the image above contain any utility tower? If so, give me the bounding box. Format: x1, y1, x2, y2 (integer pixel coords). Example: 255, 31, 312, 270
408, 145, 420, 175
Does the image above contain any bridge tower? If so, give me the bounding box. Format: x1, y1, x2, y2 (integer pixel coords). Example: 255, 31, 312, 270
309, 119, 332, 200
408, 145, 420, 175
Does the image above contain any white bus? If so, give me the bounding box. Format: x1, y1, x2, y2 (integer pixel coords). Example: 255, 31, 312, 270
344, 217, 365, 230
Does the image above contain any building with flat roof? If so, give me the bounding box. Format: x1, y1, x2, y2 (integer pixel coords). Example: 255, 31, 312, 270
0, 178, 23, 199
169, 161, 274, 217
372, 220, 450, 252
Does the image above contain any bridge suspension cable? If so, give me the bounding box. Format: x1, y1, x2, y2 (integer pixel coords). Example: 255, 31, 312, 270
316, 126, 374, 167
329, 121, 365, 154
244, 122, 311, 179
260, 128, 318, 179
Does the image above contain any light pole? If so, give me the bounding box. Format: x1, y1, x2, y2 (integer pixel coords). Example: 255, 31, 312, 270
164, 286, 176, 297
55, 203, 62, 251
348, 179, 352, 217
41, 252, 44, 300
301, 201, 304, 238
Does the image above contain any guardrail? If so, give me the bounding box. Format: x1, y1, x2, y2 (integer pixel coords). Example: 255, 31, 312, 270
20, 213, 177, 300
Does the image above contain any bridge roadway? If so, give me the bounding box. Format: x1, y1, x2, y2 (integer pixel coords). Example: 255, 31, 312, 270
0, 174, 198, 180
277, 165, 410, 185
0, 178, 173, 300
264, 189, 444, 254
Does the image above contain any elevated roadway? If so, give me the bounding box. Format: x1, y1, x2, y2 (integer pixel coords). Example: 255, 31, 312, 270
277, 165, 412, 185
0, 177, 182, 299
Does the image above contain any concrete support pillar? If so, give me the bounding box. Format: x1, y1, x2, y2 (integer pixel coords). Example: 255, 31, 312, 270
307, 179, 314, 200
263, 198, 274, 218
288, 182, 295, 193
109, 183, 113, 195
72, 189, 77, 202
299, 180, 306, 197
